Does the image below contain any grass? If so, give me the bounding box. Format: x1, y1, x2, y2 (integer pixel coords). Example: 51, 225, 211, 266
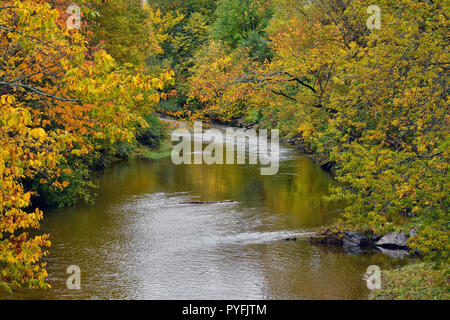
131, 117, 186, 160
370, 263, 449, 300
131, 141, 173, 160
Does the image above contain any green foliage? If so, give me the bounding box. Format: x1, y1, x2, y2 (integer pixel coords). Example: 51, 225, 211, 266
136, 114, 165, 149
246, 108, 264, 124
114, 141, 136, 160
211, 0, 273, 60
146, 1, 213, 77
23, 153, 98, 208
172, 12, 210, 74
90, 0, 151, 67
157, 99, 184, 113
150, 0, 217, 18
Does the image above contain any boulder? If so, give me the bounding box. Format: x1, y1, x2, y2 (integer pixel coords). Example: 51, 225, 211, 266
375, 232, 408, 249
309, 235, 326, 245
372, 234, 383, 242
309, 229, 343, 246
320, 161, 336, 174
343, 232, 370, 247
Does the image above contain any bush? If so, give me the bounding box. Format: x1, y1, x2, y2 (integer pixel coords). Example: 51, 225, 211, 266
114, 141, 135, 159
24, 163, 96, 208
136, 114, 164, 149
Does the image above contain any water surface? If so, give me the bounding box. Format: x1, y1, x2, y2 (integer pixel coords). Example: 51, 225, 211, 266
5, 127, 409, 299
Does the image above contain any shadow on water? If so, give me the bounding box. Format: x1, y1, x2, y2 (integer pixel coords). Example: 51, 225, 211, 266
4, 139, 411, 300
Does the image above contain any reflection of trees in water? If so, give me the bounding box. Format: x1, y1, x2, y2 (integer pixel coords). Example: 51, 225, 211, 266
96, 155, 342, 228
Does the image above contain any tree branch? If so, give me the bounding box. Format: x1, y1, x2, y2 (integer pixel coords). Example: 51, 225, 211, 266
0, 81, 81, 103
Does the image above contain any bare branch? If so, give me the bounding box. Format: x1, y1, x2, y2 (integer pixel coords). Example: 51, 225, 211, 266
0, 81, 81, 103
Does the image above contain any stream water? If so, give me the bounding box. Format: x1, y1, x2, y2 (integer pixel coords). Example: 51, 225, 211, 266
5, 124, 409, 299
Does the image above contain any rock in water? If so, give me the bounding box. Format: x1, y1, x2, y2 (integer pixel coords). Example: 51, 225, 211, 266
343, 232, 370, 247
372, 234, 383, 242
309, 228, 343, 245
320, 161, 336, 174
375, 232, 408, 249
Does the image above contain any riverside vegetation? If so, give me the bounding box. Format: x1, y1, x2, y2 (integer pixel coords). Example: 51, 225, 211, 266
0, 0, 173, 292
0, 0, 448, 299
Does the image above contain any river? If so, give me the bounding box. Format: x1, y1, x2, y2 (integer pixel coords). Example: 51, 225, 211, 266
5, 123, 409, 299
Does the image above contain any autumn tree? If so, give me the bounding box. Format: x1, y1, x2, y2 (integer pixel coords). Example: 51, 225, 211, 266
0, 0, 172, 291
89, 0, 153, 68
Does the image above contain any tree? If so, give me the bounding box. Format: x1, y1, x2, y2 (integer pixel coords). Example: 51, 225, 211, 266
89, 0, 152, 68
211, 0, 273, 60
0, 0, 172, 291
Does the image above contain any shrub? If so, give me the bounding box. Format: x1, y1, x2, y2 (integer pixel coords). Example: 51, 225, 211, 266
136, 114, 164, 149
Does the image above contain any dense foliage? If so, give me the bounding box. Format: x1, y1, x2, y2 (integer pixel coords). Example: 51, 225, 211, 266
0, 0, 173, 292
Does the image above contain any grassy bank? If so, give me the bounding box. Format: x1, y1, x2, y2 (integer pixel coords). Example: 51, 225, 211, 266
370, 263, 449, 300
132, 141, 173, 160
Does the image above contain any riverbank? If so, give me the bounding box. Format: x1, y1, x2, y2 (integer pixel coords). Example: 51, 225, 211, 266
130, 118, 182, 160
370, 263, 449, 300
131, 142, 173, 160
